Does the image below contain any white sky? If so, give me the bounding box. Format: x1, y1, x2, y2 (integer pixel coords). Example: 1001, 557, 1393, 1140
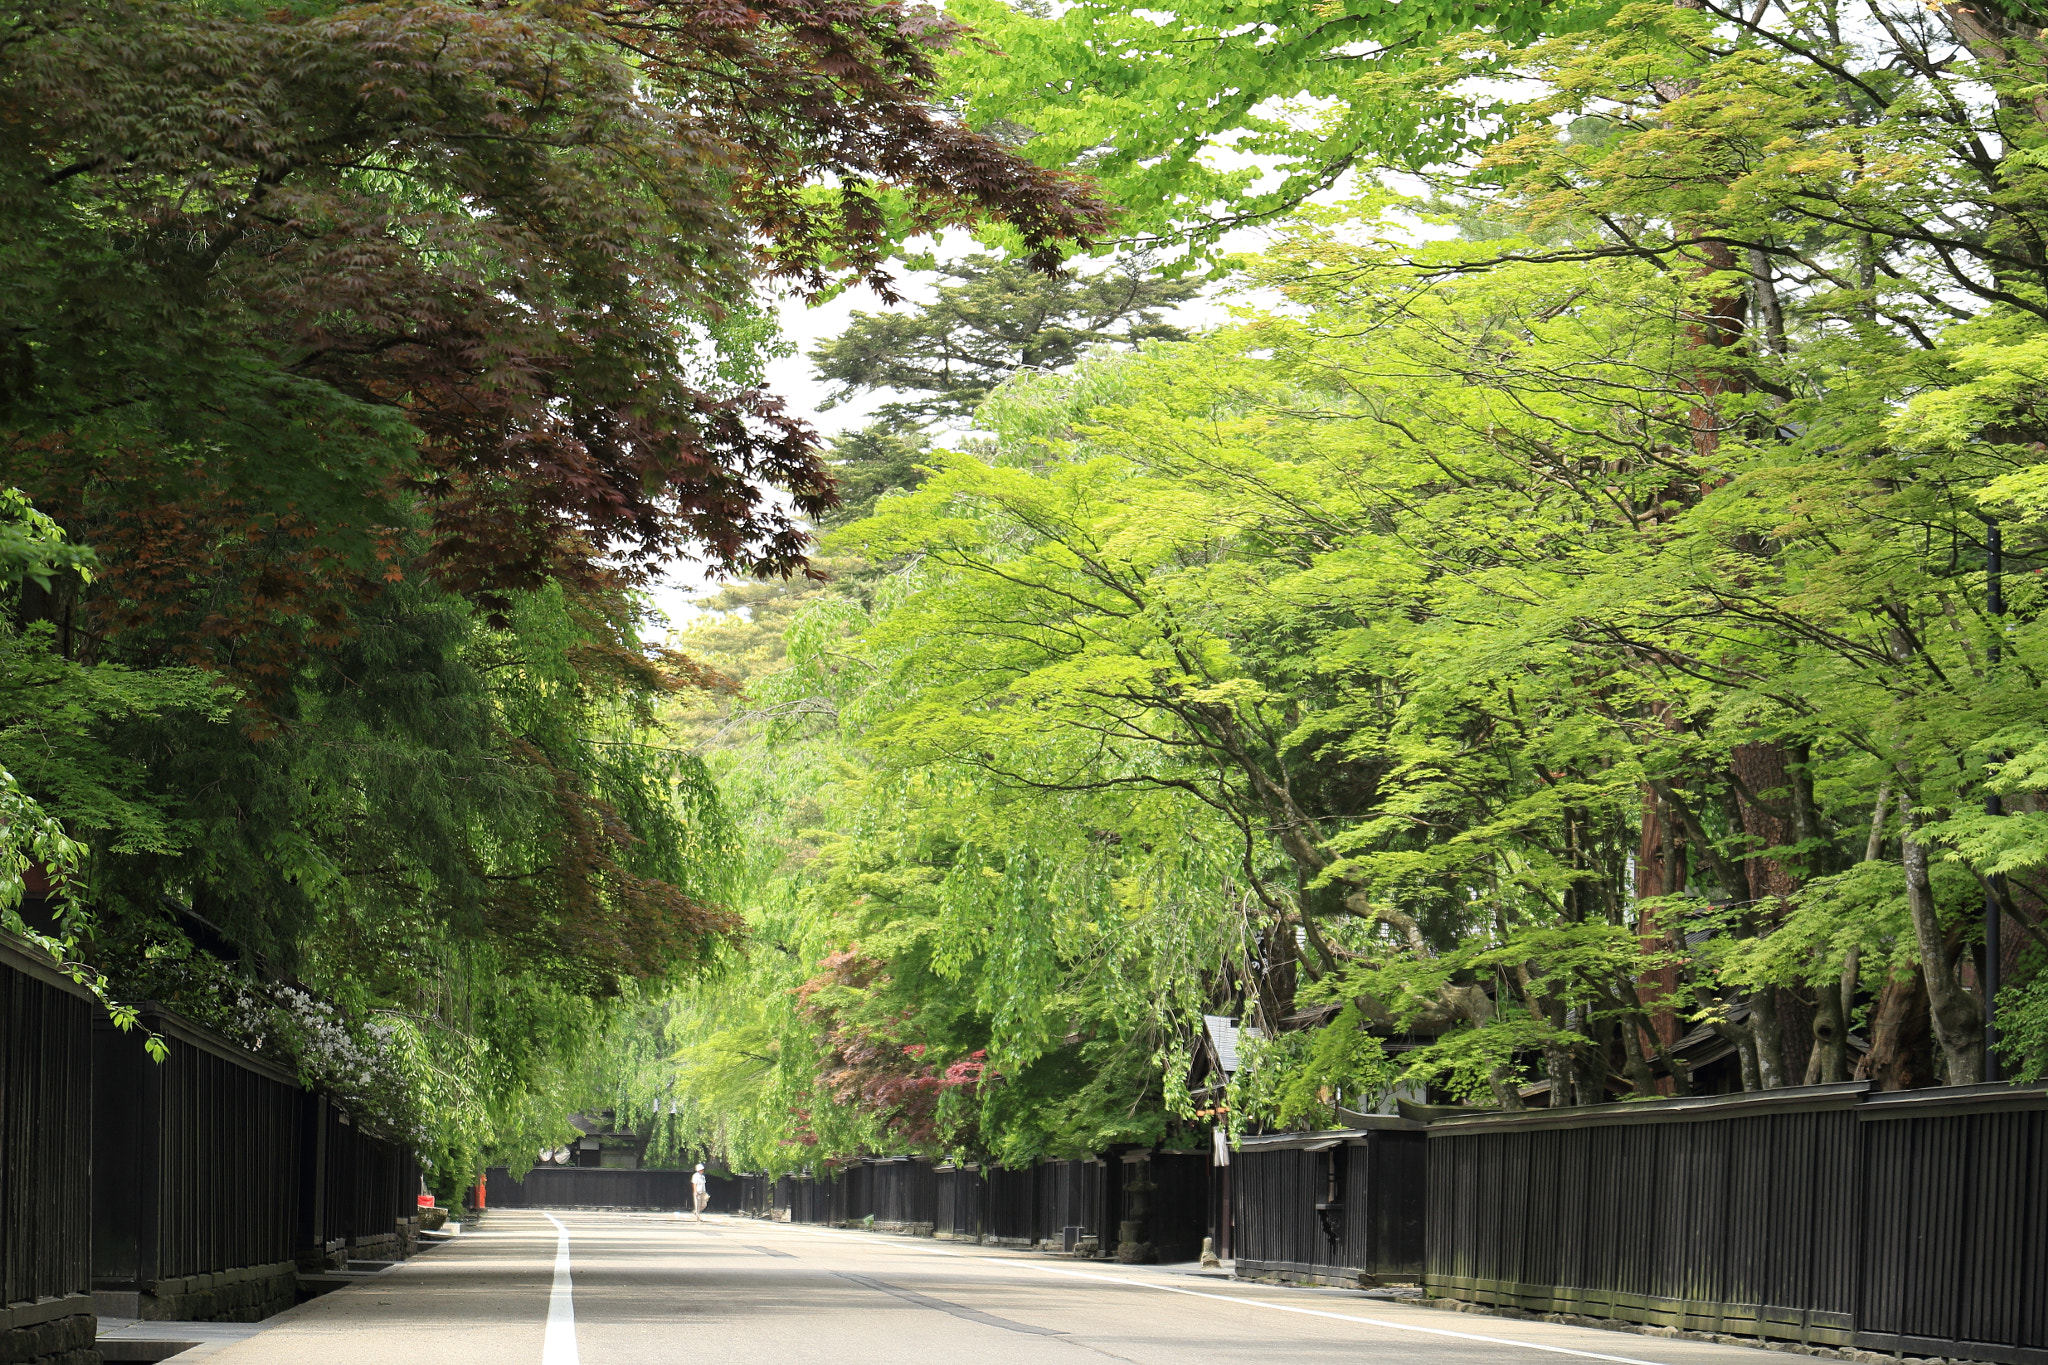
637, 276, 928, 635
637, 210, 1302, 638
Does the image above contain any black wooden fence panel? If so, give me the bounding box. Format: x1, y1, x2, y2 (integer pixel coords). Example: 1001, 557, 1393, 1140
1423, 1081, 2048, 1365
1146, 1151, 1210, 1264
1232, 1143, 1335, 1275
486, 1166, 744, 1210
1855, 1088, 2048, 1365
802, 1171, 830, 1223
1232, 1124, 1428, 1282
935, 1164, 982, 1239
782, 1173, 821, 1223
1, 939, 94, 1317
1035, 1160, 1099, 1248
1425, 1088, 1867, 1340
985, 1166, 1037, 1244
93, 1007, 303, 1289
315, 1099, 417, 1250
785, 1168, 838, 1222
842, 1162, 874, 1224
871, 1158, 936, 1231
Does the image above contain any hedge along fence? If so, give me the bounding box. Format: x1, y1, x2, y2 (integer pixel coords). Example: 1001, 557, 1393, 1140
1, 935, 96, 1365
1230, 1118, 1427, 1285
93, 1006, 306, 1322
1424, 1080, 2048, 1365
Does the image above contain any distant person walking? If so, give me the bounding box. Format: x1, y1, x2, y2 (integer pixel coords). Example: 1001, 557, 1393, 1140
692, 1163, 710, 1221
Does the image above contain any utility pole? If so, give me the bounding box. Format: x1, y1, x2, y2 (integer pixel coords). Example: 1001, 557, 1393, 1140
1986, 519, 2004, 1083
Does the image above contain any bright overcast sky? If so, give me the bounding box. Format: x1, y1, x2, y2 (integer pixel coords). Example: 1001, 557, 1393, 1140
637, 276, 930, 636
638, 221, 1279, 639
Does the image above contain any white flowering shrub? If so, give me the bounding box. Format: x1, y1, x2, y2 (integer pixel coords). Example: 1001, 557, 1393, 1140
229, 985, 442, 1143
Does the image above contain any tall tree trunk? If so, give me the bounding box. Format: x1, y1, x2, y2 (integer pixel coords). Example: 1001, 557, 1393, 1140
1899, 801, 1985, 1083
1808, 981, 1848, 1084
1634, 789, 1684, 1092
1731, 742, 1801, 1086
1858, 968, 1938, 1090
1819, 784, 1889, 1081
1746, 988, 1792, 1089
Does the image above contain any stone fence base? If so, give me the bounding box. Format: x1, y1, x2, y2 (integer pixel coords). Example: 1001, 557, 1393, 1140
93, 1260, 297, 1324
0, 1297, 96, 1365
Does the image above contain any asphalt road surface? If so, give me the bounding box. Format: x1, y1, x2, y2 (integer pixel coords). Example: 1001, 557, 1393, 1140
201, 1210, 1796, 1365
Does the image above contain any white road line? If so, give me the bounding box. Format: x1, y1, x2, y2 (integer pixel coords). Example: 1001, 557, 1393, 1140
542, 1213, 580, 1365
764, 1223, 1674, 1365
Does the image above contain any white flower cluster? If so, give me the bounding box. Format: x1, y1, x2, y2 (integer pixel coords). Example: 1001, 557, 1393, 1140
226, 984, 430, 1143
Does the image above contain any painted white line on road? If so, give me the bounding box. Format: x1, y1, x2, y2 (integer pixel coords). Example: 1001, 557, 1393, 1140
542, 1213, 580, 1365
767, 1223, 1674, 1365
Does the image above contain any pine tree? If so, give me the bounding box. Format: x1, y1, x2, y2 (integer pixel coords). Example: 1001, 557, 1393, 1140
810, 254, 1198, 424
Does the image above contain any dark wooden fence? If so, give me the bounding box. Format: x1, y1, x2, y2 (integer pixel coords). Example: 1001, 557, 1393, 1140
776, 1171, 821, 1223
1857, 1086, 2048, 1363
485, 1165, 714, 1210
1031, 1159, 1107, 1253
870, 1157, 936, 1233
3, 947, 422, 1335
309, 1095, 421, 1261
1424, 1080, 2048, 1365
935, 1163, 983, 1240
1121, 1149, 1210, 1263
775, 1169, 847, 1225
2, 936, 96, 1364
93, 1007, 307, 1321
764, 1153, 1204, 1256
1231, 1119, 1426, 1284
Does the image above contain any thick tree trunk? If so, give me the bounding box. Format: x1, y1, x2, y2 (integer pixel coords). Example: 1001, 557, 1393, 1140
1858, 968, 1938, 1090
1544, 1042, 1573, 1107
1899, 805, 1985, 1084
1746, 988, 1792, 1089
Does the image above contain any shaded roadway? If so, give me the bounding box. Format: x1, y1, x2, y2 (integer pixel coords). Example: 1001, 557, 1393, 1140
199, 1209, 1804, 1365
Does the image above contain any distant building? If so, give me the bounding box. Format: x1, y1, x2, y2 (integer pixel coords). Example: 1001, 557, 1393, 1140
567, 1110, 650, 1168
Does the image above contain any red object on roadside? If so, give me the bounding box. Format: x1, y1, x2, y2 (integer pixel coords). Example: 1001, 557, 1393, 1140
418, 1191, 435, 1208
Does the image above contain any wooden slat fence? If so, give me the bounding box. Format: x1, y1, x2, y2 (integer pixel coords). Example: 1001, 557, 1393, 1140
316, 1097, 420, 1256
1124, 1150, 1210, 1264
1231, 1119, 1427, 1283
870, 1157, 936, 1233
935, 1164, 983, 1240
93, 1006, 306, 1319
484, 1166, 744, 1211
1424, 1080, 2048, 1365
1, 937, 96, 1361
1854, 1087, 2046, 1364
985, 1165, 1037, 1245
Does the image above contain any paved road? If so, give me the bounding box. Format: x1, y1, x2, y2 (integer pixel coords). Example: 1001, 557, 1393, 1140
200, 1211, 1790, 1365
